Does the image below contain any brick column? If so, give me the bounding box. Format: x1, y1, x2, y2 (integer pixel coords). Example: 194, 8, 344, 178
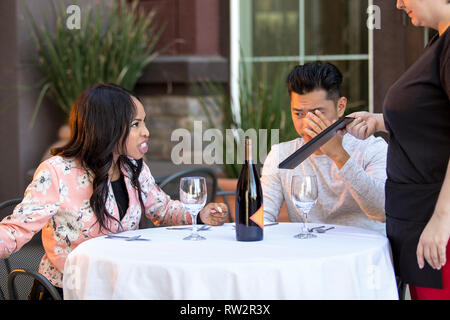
134, 0, 229, 164
372, 0, 425, 113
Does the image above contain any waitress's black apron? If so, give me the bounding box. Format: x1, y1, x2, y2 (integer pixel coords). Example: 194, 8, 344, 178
385, 179, 443, 289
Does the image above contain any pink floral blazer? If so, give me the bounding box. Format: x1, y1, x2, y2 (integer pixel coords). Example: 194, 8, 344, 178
0, 156, 191, 287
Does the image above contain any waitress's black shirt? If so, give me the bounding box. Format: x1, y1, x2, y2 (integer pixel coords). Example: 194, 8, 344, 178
383, 27, 450, 184
382, 27, 449, 288
111, 174, 129, 220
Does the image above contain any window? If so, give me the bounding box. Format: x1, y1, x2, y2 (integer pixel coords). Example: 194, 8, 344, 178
231, 0, 372, 116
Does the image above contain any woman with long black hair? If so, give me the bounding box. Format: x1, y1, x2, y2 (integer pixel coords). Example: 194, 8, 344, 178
0, 83, 227, 299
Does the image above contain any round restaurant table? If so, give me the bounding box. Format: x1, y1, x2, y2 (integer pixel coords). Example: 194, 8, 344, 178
63, 223, 398, 300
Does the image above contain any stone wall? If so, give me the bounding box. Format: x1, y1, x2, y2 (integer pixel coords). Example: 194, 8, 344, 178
140, 94, 227, 179
142, 95, 210, 162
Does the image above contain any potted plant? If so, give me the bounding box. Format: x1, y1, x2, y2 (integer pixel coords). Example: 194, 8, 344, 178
22, 0, 163, 159
199, 65, 297, 222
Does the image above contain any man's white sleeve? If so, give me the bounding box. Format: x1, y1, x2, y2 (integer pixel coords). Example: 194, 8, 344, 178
337, 138, 387, 222
261, 145, 284, 223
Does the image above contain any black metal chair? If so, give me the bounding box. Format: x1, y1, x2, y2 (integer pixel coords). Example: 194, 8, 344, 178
8, 269, 62, 300
216, 187, 235, 222
141, 167, 230, 228
158, 167, 218, 204
158, 168, 235, 223
0, 198, 22, 300
139, 167, 220, 229
0, 198, 62, 300
0, 251, 10, 300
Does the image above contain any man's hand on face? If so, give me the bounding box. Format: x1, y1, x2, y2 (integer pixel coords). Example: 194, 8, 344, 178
303, 110, 350, 170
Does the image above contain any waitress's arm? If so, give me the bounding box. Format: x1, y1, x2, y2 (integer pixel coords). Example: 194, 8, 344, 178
417, 158, 450, 270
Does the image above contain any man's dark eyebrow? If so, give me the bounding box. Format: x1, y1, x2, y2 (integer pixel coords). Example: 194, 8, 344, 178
292, 107, 324, 111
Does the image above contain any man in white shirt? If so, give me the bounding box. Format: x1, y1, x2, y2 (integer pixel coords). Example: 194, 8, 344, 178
262, 62, 387, 234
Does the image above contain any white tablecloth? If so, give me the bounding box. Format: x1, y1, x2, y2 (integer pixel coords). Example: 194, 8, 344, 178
63, 223, 398, 300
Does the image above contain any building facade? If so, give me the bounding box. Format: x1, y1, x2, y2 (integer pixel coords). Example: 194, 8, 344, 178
0, 0, 430, 199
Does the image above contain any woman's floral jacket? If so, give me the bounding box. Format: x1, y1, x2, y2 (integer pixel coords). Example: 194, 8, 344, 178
0, 156, 191, 287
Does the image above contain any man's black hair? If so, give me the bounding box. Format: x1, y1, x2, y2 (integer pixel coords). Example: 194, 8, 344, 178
286, 62, 343, 103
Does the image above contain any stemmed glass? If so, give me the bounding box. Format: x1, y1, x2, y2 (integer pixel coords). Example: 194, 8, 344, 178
179, 177, 207, 241
291, 175, 318, 239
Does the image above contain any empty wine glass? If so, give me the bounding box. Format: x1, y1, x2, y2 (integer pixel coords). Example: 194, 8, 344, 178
291, 175, 318, 239
179, 177, 207, 241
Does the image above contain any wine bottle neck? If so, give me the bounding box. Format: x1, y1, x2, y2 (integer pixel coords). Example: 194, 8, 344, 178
245, 139, 252, 163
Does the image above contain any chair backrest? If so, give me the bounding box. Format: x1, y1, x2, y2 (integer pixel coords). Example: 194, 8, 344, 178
0, 198, 22, 300
138, 167, 217, 229
158, 167, 218, 204
216, 188, 235, 222
0, 197, 47, 300
8, 269, 62, 300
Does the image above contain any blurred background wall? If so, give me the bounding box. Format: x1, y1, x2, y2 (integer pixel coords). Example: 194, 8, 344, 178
0, 0, 431, 200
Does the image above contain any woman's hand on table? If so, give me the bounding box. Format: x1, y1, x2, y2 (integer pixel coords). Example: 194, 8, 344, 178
199, 203, 228, 226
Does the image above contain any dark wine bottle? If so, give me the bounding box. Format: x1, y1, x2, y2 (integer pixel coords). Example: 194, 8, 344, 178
235, 138, 263, 241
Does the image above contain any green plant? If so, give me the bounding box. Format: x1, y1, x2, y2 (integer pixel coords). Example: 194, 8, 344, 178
199, 65, 298, 178
22, 0, 163, 125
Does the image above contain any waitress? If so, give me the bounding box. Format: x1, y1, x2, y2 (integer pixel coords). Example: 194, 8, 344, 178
343, 0, 450, 299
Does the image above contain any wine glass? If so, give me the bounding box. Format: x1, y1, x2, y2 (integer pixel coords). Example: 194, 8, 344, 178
179, 177, 207, 241
291, 175, 318, 239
